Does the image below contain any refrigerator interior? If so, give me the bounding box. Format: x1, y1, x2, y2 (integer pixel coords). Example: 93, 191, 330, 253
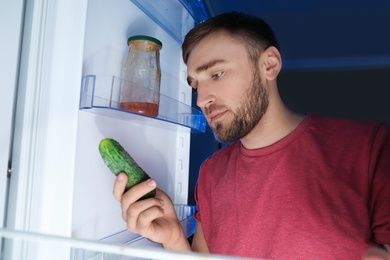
2, 0, 208, 259
71, 0, 201, 252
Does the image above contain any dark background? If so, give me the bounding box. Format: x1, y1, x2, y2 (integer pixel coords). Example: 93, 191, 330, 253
189, 67, 390, 205
187, 0, 390, 205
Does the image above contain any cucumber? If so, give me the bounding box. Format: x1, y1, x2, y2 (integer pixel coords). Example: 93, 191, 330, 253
98, 138, 156, 200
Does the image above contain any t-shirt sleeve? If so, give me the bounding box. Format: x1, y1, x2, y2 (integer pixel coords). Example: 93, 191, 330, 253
194, 180, 202, 222
193, 158, 213, 224
369, 123, 390, 245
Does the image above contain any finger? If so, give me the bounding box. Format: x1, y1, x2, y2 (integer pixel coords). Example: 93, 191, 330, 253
135, 205, 165, 233
113, 172, 128, 201
154, 189, 176, 214
121, 179, 158, 220
121, 179, 157, 203
126, 198, 164, 232
362, 247, 390, 260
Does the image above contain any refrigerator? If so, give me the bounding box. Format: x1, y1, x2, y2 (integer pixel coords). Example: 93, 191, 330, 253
1, 0, 250, 259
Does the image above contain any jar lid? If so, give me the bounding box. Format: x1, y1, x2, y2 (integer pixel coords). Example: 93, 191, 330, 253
127, 35, 162, 48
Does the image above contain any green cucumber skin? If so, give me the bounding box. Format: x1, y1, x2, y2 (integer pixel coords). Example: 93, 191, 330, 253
98, 138, 156, 199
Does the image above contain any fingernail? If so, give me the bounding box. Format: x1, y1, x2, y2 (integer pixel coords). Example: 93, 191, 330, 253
147, 179, 156, 187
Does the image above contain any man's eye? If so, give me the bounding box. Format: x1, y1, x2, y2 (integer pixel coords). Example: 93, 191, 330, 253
212, 72, 223, 79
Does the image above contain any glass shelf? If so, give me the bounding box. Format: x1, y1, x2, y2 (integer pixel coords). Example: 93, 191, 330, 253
0, 201, 253, 259
0, 228, 250, 260
130, 0, 209, 44
0, 205, 205, 260
79, 75, 206, 133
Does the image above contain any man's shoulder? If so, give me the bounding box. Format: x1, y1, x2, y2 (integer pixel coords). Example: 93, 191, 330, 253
308, 114, 387, 135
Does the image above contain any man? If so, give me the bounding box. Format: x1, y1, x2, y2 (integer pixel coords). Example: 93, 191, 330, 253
114, 12, 390, 259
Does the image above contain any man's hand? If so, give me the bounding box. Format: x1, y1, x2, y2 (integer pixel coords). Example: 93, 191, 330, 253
362, 247, 390, 260
113, 173, 191, 251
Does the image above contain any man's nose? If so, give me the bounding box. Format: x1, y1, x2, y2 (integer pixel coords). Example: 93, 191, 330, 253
196, 85, 216, 109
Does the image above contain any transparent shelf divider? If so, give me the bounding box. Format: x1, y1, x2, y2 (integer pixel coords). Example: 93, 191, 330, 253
79, 75, 206, 133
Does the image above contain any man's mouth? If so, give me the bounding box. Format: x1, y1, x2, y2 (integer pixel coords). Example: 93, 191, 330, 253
207, 110, 227, 124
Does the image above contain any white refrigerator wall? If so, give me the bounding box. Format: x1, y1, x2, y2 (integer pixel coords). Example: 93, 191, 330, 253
6, 0, 87, 236
0, 0, 24, 229
71, 0, 194, 241
4, 0, 87, 258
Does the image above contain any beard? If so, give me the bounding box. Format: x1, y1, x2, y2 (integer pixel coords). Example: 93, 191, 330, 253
207, 69, 269, 143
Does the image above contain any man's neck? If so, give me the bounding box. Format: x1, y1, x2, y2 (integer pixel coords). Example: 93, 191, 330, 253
240, 104, 304, 150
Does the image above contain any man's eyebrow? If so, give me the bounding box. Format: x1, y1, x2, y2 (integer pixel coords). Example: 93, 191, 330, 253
196, 59, 227, 73
187, 59, 228, 86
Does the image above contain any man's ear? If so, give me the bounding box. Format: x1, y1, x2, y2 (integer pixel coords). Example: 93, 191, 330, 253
261, 46, 282, 81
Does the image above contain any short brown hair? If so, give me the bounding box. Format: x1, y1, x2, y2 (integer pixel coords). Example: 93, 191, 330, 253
182, 12, 280, 65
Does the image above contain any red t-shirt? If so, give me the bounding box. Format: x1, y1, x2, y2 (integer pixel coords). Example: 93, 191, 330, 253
194, 114, 390, 259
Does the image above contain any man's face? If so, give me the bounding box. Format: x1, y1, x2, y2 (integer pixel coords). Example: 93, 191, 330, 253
186, 30, 269, 143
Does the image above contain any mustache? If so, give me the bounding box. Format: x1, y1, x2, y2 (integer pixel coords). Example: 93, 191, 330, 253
204, 104, 223, 116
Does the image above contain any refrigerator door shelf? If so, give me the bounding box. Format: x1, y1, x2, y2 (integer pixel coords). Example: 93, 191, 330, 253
130, 0, 209, 44
80, 75, 206, 133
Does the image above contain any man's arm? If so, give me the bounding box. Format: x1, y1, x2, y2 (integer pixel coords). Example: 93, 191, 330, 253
191, 221, 210, 253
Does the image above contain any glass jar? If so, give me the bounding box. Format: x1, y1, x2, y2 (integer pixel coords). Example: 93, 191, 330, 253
120, 35, 162, 117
